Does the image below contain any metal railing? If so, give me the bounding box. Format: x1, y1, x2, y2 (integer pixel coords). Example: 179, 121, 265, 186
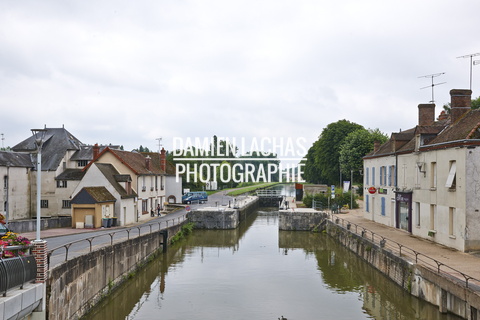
330, 214, 480, 289
47, 214, 188, 266
256, 189, 282, 197
312, 200, 323, 211
0, 246, 36, 296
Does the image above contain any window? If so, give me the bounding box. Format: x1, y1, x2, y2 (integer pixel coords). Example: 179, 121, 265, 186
366, 167, 369, 185
161, 176, 164, 190
155, 176, 158, 190
379, 167, 384, 186
430, 204, 436, 230
78, 160, 88, 167
415, 202, 420, 227
56, 180, 68, 188
142, 199, 148, 213
445, 161, 456, 189
449, 207, 455, 236
381, 197, 386, 216
388, 166, 392, 186
41, 200, 49, 208
62, 200, 71, 208
372, 167, 376, 185
430, 162, 437, 189
366, 195, 369, 212
3, 175, 7, 189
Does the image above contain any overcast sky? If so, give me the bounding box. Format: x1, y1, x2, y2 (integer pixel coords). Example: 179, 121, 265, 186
1, 0, 479, 158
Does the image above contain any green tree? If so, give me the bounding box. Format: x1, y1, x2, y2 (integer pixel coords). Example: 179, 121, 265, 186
471, 96, 480, 110
239, 151, 280, 183
304, 120, 364, 186
302, 141, 323, 184
133, 145, 151, 152
338, 128, 388, 183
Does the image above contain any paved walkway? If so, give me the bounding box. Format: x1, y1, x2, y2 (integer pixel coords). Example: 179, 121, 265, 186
325, 201, 480, 288
19, 210, 185, 240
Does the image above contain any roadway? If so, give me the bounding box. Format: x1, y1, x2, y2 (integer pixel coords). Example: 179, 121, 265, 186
20, 191, 239, 268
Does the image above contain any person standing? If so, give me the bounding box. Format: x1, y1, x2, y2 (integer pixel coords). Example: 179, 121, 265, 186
157, 204, 161, 216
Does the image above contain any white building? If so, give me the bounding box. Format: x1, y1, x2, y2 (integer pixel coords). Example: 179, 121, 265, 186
364, 89, 480, 252
0, 151, 33, 221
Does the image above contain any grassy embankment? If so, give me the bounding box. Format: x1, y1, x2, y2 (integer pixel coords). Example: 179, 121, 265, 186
224, 182, 282, 196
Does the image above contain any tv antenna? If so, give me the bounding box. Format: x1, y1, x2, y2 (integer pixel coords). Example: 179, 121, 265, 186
419, 72, 446, 103
156, 137, 163, 153
457, 52, 480, 90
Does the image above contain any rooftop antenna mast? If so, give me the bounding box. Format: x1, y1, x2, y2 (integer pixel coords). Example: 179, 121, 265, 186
457, 52, 480, 90
156, 137, 162, 153
418, 72, 446, 103
1, 133, 4, 149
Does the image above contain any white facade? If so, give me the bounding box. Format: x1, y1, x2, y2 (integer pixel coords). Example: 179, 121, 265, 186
1, 166, 31, 221
165, 175, 182, 204
363, 89, 480, 252
71, 164, 137, 226
363, 155, 397, 227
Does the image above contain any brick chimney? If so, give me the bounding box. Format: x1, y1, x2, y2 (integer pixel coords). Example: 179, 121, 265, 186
145, 155, 151, 171
418, 104, 435, 126
373, 141, 380, 153
450, 89, 472, 124
160, 148, 167, 172
93, 143, 100, 159
438, 110, 448, 121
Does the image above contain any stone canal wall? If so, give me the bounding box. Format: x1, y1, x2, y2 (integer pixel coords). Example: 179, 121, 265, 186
278, 209, 327, 231
188, 196, 259, 229
326, 220, 480, 319
46, 222, 186, 320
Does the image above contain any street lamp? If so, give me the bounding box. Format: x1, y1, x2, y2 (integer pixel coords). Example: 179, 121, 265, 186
31, 128, 47, 241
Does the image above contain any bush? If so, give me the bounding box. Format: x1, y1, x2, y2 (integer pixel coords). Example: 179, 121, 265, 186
302, 191, 358, 210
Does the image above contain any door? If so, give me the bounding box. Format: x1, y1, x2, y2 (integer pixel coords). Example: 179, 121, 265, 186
395, 192, 412, 232
399, 202, 409, 231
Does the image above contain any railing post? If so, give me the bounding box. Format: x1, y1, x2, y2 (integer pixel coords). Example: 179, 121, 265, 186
32, 240, 47, 283
32, 239, 48, 314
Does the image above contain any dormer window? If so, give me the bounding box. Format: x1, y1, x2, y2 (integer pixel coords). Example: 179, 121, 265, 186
57, 180, 68, 188
78, 160, 88, 167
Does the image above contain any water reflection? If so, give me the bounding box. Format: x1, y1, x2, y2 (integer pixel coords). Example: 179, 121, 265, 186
85, 210, 462, 320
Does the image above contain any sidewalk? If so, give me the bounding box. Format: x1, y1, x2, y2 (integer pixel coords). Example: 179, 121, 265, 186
331, 201, 480, 286
19, 213, 170, 240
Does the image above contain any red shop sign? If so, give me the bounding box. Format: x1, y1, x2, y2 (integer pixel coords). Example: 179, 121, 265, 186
368, 187, 377, 194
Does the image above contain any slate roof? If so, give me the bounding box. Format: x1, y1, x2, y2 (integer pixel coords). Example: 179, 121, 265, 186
0, 151, 33, 168
12, 127, 84, 171
70, 144, 121, 161
55, 169, 86, 181
94, 163, 137, 199
71, 186, 116, 204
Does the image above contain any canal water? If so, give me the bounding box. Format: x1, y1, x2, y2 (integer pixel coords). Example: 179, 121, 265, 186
86, 208, 461, 319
